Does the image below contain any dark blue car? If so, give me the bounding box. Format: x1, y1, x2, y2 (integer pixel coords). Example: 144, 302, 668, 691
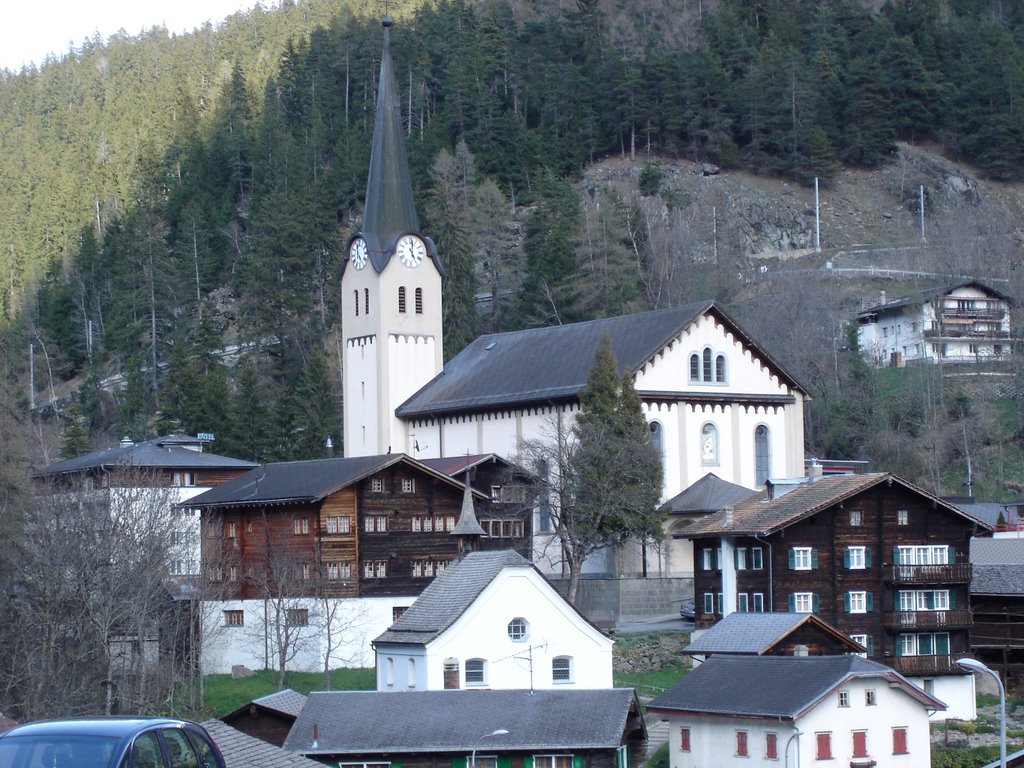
0, 717, 225, 768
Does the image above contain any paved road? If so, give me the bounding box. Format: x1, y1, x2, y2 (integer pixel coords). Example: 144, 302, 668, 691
614, 614, 693, 633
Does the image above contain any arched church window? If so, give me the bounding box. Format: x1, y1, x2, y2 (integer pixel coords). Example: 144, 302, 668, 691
354, 290, 359, 317
715, 354, 727, 383
755, 425, 771, 486
364, 288, 370, 315
689, 354, 700, 382
399, 286, 407, 313
701, 423, 719, 466
415, 287, 423, 314
649, 421, 664, 457
702, 348, 713, 381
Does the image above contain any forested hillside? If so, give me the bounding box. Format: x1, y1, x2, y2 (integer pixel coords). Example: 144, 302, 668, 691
2, 0, 1024, 493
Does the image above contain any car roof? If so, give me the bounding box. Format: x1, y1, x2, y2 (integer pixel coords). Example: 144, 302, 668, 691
2, 718, 195, 739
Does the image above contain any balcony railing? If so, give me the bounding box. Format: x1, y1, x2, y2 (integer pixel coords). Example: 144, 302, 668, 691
884, 609, 973, 629
922, 327, 1010, 340
940, 306, 1005, 321
889, 653, 972, 676
883, 563, 972, 584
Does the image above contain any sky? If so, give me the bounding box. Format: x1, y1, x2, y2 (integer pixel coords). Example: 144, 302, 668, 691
1, 0, 267, 72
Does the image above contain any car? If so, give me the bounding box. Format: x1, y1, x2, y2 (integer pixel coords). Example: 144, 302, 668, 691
679, 598, 695, 620
0, 717, 225, 768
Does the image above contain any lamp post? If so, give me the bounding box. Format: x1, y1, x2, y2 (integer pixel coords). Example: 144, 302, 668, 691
784, 730, 803, 768
470, 728, 510, 768
957, 657, 1005, 768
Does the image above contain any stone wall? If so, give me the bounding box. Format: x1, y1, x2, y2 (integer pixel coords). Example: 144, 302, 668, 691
548, 576, 693, 625
613, 633, 691, 673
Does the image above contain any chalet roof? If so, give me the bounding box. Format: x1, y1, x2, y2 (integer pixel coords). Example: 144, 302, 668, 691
283, 689, 642, 755
183, 454, 485, 510
647, 655, 944, 719
684, 472, 990, 538
662, 472, 758, 515
373, 549, 535, 645
418, 454, 504, 476
201, 720, 322, 768
396, 302, 806, 419
972, 565, 1024, 596
858, 280, 1012, 319
682, 613, 865, 656
252, 689, 308, 718
954, 501, 1012, 528
33, 434, 257, 478
971, 537, 1024, 565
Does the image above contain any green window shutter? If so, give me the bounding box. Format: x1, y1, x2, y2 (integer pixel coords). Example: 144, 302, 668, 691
865, 548, 872, 568
893, 546, 899, 564
573, 755, 585, 768
949, 592, 956, 609
714, 548, 720, 570
812, 593, 819, 612
788, 549, 796, 569
788, 594, 795, 612
919, 635, 933, 655
498, 758, 512, 768
866, 636, 874, 657
523, 757, 533, 768
453, 759, 467, 768
895, 638, 904, 657
866, 593, 874, 612
844, 593, 851, 612
927, 592, 935, 609
936, 634, 950, 655
811, 549, 819, 569
843, 549, 851, 569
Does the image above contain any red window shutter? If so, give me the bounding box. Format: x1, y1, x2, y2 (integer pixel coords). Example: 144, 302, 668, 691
736, 731, 748, 756
680, 727, 690, 752
853, 731, 867, 758
816, 733, 832, 760
765, 733, 778, 760
893, 727, 908, 755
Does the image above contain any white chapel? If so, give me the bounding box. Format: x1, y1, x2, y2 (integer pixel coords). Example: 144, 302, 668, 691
340, 20, 808, 577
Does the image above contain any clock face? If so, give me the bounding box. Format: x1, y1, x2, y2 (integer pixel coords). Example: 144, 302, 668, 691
350, 238, 368, 270
397, 234, 427, 268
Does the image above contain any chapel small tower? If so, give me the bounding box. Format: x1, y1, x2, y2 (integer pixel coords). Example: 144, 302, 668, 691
342, 19, 444, 458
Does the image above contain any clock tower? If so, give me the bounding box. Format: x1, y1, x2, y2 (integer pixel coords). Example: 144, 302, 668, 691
342, 19, 444, 458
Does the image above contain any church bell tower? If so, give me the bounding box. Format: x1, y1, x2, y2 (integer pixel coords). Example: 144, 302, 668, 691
341, 19, 444, 458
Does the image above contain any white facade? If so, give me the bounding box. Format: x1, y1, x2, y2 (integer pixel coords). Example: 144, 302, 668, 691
858, 283, 1012, 367
374, 566, 613, 691
665, 677, 938, 768
910, 673, 976, 722
201, 595, 415, 673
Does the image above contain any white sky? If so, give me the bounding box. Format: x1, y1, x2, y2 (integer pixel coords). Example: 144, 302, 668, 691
1, 0, 268, 72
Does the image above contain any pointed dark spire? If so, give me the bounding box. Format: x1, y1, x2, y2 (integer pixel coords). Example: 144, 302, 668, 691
452, 470, 486, 555
362, 18, 419, 259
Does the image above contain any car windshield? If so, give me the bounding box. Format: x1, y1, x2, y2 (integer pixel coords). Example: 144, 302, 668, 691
0, 733, 120, 768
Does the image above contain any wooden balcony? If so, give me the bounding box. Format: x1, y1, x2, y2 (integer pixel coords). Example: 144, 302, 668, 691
889, 653, 972, 676
883, 563, 972, 584
884, 609, 973, 630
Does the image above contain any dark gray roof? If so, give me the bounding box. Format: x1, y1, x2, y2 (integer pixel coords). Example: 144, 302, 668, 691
34, 435, 257, 478
686, 472, 990, 538
397, 302, 806, 419
683, 613, 864, 655
971, 537, 1024, 565
647, 655, 944, 719
858, 280, 1011, 319
662, 472, 758, 515
252, 689, 308, 717
956, 502, 1014, 529
183, 454, 483, 509
284, 689, 641, 755
374, 550, 533, 645
972, 565, 1024, 596
201, 720, 322, 768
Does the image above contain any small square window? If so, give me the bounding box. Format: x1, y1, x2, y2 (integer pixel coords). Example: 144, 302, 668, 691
402, 478, 416, 493
371, 477, 384, 493
897, 509, 909, 525
465, 658, 485, 685
865, 689, 877, 706
552, 657, 572, 683
223, 610, 244, 627
838, 690, 850, 708
849, 509, 862, 526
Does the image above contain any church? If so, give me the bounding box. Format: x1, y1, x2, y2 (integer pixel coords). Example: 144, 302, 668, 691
341, 19, 807, 577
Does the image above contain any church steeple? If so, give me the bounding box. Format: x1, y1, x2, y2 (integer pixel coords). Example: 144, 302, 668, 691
360, 18, 421, 268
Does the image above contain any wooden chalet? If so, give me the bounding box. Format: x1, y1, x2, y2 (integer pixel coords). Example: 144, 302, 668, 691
683, 612, 866, 659
283, 689, 646, 768
686, 472, 991, 678
185, 453, 531, 601
220, 689, 307, 747
970, 538, 1024, 690
33, 433, 257, 490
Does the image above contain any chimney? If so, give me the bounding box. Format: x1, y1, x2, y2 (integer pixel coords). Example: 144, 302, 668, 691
723, 506, 734, 528
443, 658, 459, 689
808, 460, 823, 481
120, 436, 133, 447
879, 290, 887, 305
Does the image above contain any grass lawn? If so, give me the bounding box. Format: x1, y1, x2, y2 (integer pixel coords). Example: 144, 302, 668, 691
613, 668, 688, 698
201, 668, 375, 717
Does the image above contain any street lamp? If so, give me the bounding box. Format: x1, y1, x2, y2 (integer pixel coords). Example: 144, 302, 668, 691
470, 728, 510, 768
957, 657, 1006, 768
784, 730, 803, 768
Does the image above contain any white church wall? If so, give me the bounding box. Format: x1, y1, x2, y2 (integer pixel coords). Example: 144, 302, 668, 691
386, 333, 439, 454
343, 337, 381, 457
